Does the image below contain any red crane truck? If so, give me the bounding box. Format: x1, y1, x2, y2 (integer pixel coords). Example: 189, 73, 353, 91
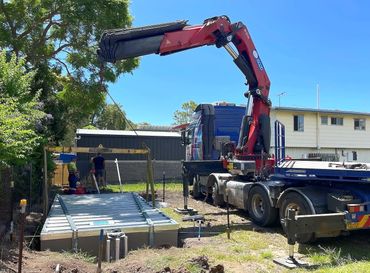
98, 16, 370, 244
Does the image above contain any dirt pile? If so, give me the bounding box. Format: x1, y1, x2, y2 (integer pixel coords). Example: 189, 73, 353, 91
189, 255, 224, 273
154, 255, 224, 273
0, 249, 96, 273
190, 255, 209, 270
156, 266, 190, 273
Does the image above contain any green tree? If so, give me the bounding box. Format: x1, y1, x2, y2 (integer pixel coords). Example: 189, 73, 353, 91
0, 0, 139, 143
0, 51, 45, 166
94, 103, 127, 130
82, 124, 98, 130
173, 100, 197, 125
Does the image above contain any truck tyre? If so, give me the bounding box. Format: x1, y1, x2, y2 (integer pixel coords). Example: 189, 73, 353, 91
191, 175, 202, 199
212, 183, 225, 207
279, 192, 315, 244
247, 186, 278, 227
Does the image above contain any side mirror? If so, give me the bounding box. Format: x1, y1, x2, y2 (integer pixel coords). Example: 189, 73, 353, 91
181, 130, 191, 146
180, 130, 186, 146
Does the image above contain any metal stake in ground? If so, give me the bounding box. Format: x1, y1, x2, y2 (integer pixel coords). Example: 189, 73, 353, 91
145, 148, 156, 208
226, 191, 231, 240
96, 229, 104, 273
162, 171, 166, 202
115, 158, 123, 193
18, 199, 27, 273
197, 220, 202, 240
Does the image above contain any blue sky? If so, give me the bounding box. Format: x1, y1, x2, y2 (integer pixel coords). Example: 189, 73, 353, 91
108, 0, 370, 125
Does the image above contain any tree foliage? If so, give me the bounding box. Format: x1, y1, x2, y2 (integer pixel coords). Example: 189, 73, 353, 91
94, 103, 127, 130
0, 0, 139, 144
0, 1, 140, 202
0, 0, 138, 81
173, 100, 197, 125
0, 51, 45, 166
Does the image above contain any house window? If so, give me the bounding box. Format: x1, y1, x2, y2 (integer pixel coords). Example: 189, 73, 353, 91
331, 117, 343, 126
321, 116, 328, 125
293, 115, 304, 132
352, 151, 358, 161
354, 118, 366, 130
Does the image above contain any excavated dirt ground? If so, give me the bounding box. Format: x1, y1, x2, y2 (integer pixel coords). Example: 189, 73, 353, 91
1, 190, 370, 273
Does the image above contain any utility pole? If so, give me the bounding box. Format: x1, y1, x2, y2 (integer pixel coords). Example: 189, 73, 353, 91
277, 92, 286, 107
316, 84, 320, 150
317, 84, 320, 109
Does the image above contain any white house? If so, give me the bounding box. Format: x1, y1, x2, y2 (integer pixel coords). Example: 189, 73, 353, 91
270, 107, 370, 162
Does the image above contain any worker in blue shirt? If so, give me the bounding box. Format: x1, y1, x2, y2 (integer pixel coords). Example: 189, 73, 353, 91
93, 153, 106, 187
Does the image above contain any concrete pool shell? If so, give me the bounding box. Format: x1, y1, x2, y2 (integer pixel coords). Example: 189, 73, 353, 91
41, 193, 179, 256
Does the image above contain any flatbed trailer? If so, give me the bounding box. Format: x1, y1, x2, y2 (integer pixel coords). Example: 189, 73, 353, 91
274, 159, 370, 239
183, 121, 370, 243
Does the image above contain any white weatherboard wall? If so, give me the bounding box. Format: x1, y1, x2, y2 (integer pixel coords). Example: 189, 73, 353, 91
270, 107, 370, 162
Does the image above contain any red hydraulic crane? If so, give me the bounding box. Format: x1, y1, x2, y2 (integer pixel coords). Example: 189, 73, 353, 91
98, 16, 272, 175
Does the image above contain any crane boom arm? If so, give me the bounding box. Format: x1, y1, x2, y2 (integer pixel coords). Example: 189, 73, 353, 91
98, 16, 271, 156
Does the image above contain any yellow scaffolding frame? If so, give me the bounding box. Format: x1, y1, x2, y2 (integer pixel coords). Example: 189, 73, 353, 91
43, 145, 156, 219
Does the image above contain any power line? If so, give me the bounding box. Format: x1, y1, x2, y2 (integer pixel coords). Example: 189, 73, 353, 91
104, 88, 139, 137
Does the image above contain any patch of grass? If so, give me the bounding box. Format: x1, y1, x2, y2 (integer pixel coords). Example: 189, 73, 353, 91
227, 230, 268, 250
309, 252, 332, 265
160, 208, 184, 223
213, 252, 229, 261
61, 250, 95, 263
311, 261, 370, 273
260, 251, 273, 260
185, 263, 204, 273
106, 181, 182, 193
308, 245, 353, 267
158, 255, 177, 264
238, 254, 257, 262
230, 245, 245, 254
147, 250, 208, 273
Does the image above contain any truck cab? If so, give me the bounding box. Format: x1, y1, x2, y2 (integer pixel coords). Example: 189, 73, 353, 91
183, 102, 245, 161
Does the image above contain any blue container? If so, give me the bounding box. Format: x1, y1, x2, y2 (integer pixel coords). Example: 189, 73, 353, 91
59, 153, 77, 163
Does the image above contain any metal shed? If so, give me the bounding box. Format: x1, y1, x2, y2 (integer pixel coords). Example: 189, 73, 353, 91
76, 129, 184, 161
40, 193, 178, 257
75, 129, 185, 182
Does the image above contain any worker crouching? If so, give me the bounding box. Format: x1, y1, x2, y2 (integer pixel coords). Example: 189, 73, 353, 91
67, 157, 79, 194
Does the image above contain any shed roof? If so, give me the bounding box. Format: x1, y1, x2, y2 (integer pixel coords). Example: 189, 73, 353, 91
76, 129, 180, 137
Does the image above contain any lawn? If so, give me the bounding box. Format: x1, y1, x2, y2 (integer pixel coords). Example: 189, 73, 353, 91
105, 181, 183, 193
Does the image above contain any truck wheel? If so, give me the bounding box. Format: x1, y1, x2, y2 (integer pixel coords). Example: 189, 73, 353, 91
191, 176, 202, 199
247, 186, 278, 227
212, 183, 225, 207
279, 192, 315, 244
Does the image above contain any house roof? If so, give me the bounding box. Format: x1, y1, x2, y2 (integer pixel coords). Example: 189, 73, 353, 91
272, 106, 370, 117
76, 129, 181, 137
